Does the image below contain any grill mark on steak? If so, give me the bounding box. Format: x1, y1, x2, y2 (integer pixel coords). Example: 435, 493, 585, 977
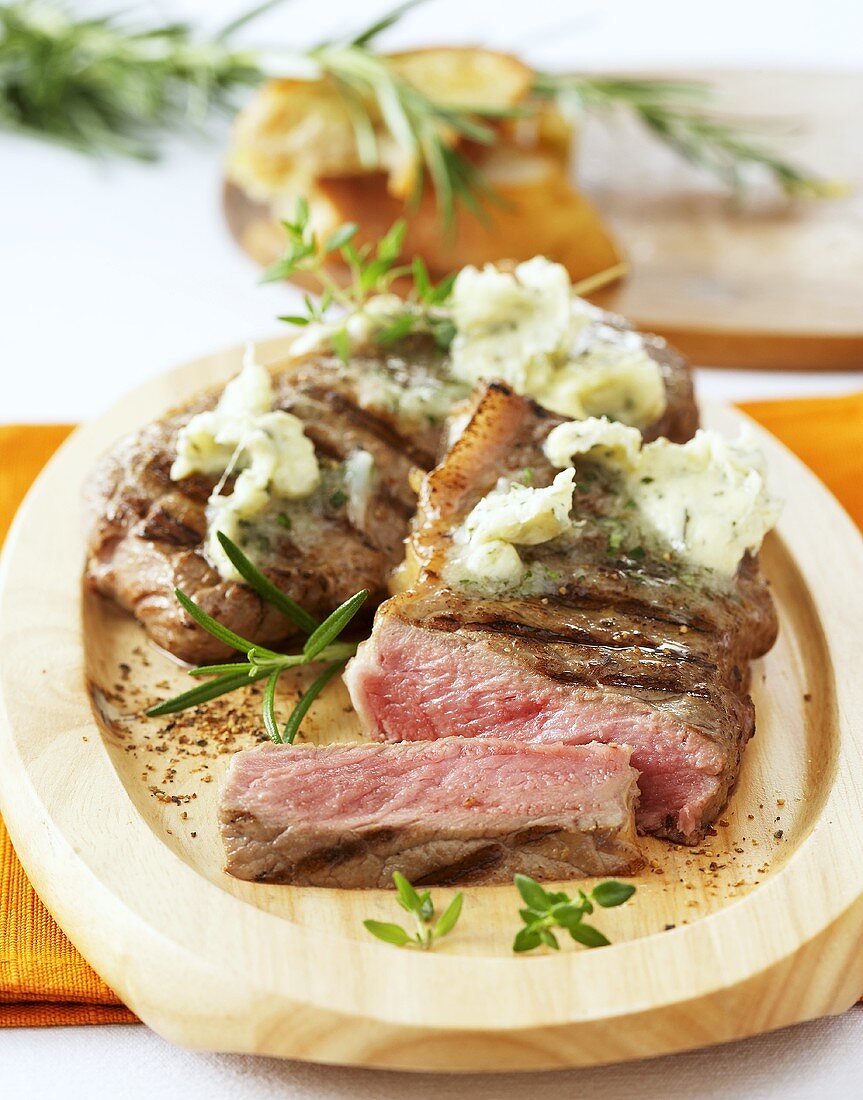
443, 617, 720, 670
413, 844, 506, 885
345, 383, 778, 844
302, 384, 437, 470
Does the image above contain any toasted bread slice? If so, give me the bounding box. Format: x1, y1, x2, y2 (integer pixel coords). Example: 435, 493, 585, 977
225, 47, 624, 289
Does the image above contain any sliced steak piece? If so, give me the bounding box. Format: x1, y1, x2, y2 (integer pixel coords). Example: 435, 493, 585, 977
85, 321, 696, 665
345, 384, 778, 844
220, 738, 642, 887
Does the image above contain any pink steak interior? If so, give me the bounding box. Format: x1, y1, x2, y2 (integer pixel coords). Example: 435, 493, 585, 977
223, 738, 636, 834
345, 617, 728, 839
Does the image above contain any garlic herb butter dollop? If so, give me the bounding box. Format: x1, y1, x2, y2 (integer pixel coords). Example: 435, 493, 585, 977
445, 469, 576, 589
448, 257, 667, 430
545, 417, 781, 576
171, 346, 320, 581
288, 255, 668, 432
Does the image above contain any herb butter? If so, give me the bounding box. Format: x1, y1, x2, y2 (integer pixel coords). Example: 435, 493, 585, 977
171, 346, 320, 580
448, 257, 667, 430
445, 469, 576, 589
545, 417, 781, 576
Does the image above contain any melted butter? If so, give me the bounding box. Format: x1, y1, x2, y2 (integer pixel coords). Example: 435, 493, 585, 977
444, 470, 576, 590
171, 346, 321, 581
545, 417, 781, 577
289, 256, 667, 433
448, 257, 667, 430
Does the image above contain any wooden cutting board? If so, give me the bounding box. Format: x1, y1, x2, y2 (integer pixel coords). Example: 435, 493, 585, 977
585, 70, 863, 369
1, 336, 863, 1070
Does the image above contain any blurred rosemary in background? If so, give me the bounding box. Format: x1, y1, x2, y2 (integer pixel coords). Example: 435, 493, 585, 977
0, 0, 830, 203
0, 0, 285, 158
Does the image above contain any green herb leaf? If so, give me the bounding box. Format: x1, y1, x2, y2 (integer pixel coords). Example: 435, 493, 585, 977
550, 902, 586, 930
539, 928, 560, 951
513, 926, 543, 953
376, 313, 417, 344
324, 222, 359, 253
215, 532, 318, 634
393, 871, 423, 915
302, 589, 368, 661
280, 659, 348, 745
364, 873, 463, 950
175, 588, 279, 657
568, 922, 611, 949
432, 892, 464, 940
591, 881, 637, 908
417, 890, 434, 920
145, 669, 266, 717
146, 540, 363, 744
0, 0, 277, 161
187, 661, 256, 678
514, 874, 551, 911
331, 328, 351, 364
363, 920, 412, 946
346, 0, 426, 48
262, 669, 284, 744
532, 72, 831, 199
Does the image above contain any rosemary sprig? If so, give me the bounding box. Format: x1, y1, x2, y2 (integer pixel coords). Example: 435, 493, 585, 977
3, 2, 830, 225
0, 0, 276, 159
145, 532, 366, 744
264, 198, 456, 359
363, 872, 464, 950
309, 3, 517, 227
532, 73, 833, 198
512, 874, 635, 952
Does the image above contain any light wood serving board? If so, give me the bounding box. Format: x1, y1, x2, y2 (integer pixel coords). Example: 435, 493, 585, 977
586, 71, 863, 370
1, 336, 863, 1071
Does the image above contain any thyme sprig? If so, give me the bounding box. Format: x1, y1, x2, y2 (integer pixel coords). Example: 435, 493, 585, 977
512, 874, 635, 952
532, 73, 833, 198
363, 872, 464, 950
263, 198, 456, 359
145, 531, 367, 745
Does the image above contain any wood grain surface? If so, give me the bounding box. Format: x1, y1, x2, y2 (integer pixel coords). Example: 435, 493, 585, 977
584, 70, 863, 369
1, 336, 863, 1070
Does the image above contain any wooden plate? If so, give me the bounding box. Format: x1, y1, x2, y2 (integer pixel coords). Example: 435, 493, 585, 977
1, 336, 863, 1071
224, 71, 863, 371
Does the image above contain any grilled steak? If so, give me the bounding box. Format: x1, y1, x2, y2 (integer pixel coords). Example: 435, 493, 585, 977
220, 738, 642, 887
84, 346, 441, 663
85, 324, 696, 664
345, 384, 778, 844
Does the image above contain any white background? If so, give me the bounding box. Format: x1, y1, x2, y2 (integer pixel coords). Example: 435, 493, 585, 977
1, 0, 861, 1096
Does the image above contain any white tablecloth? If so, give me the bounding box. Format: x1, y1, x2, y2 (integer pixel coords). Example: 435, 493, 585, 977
2, 1, 862, 1095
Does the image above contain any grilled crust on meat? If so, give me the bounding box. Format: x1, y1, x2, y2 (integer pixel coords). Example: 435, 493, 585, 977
348, 383, 778, 844
219, 739, 642, 887
84, 326, 697, 664
84, 350, 436, 663
221, 813, 641, 887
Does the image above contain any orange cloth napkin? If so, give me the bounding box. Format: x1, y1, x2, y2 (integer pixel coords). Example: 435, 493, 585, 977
0, 425, 137, 1027
0, 393, 861, 1027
